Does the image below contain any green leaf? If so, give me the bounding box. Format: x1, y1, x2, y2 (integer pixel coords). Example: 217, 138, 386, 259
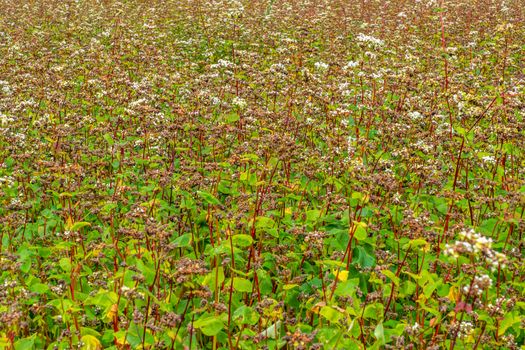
84, 290, 118, 309
232, 234, 253, 247
0, 338, 10, 349
125, 323, 154, 347
194, 316, 224, 336
498, 311, 521, 336
20, 259, 32, 273
136, 259, 156, 285
255, 216, 278, 237
203, 267, 224, 292
197, 190, 222, 206
404, 271, 422, 281
233, 277, 252, 292
14, 336, 35, 350
321, 259, 347, 268
334, 278, 360, 297
172, 233, 191, 248
260, 321, 281, 339
374, 322, 385, 345
38, 247, 52, 258
381, 269, 400, 286
398, 280, 416, 297
479, 218, 499, 236
30, 283, 50, 294
103, 133, 114, 146
256, 216, 275, 228
423, 280, 439, 298
80, 328, 101, 337
70, 221, 91, 231
306, 209, 321, 222
283, 284, 298, 290
402, 238, 428, 250
352, 245, 376, 268
320, 306, 343, 323
101, 202, 118, 213
233, 305, 260, 325
224, 112, 239, 123
218, 180, 234, 194
354, 225, 367, 241
59, 258, 72, 272
363, 303, 384, 320
80, 335, 102, 350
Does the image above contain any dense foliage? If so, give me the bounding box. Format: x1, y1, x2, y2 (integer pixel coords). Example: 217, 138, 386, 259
0, 0, 524, 349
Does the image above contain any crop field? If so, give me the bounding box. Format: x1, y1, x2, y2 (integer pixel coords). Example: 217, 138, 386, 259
0, 0, 524, 349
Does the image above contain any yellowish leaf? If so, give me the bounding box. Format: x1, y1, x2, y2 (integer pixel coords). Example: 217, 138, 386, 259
447, 286, 459, 302
106, 303, 118, 321
81, 335, 102, 350
337, 270, 349, 282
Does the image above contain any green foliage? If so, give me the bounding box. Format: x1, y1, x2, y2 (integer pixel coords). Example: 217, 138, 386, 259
0, 0, 524, 349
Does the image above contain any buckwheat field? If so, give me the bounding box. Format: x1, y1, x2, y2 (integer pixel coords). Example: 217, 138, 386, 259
0, 0, 524, 349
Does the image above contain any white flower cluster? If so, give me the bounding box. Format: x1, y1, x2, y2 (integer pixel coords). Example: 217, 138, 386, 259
338, 82, 353, 97
408, 111, 424, 121
457, 321, 474, 339
0, 112, 14, 125
405, 322, 420, 336
462, 274, 492, 296
444, 228, 508, 271
211, 59, 236, 70
227, 0, 244, 17
347, 135, 356, 155
487, 296, 506, 316
269, 63, 288, 79
314, 61, 329, 71
0, 80, 12, 95
481, 155, 496, 165
343, 60, 359, 70
0, 175, 14, 186
232, 96, 247, 109
129, 98, 148, 108
269, 63, 287, 73
210, 96, 221, 105
356, 33, 384, 47
57, 230, 73, 238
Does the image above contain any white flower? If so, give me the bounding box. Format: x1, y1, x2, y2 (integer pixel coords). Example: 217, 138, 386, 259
458, 321, 474, 339
0, 80, 12, 95
444, 229, 508, 270
408, 111, 424, 120
481, 155, 496, 165
314, 61, 329, 71
0, 112, 15, 125
356, 33, 384, 47
232, 96, 247, 109
269, 63, 287, 73
364, 51, 377, 60
343, 61, 359, 70
211, 59, 235, 70
228, 0, 244, 17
